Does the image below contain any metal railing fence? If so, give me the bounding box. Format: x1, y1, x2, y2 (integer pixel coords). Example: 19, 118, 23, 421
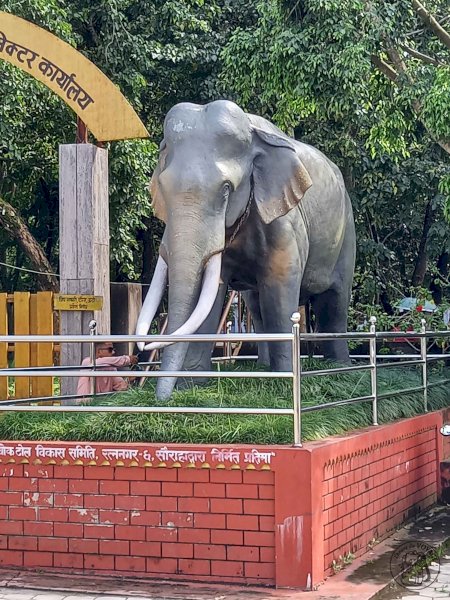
0, 314, 449, 446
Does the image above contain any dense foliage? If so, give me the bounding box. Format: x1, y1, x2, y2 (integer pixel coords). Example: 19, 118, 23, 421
0, 0, 239, 283
0, 0, 449, 323
222, 0, 450, 315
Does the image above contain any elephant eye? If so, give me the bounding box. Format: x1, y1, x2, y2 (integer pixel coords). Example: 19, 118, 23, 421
222, 181, 232, 198
159, 147, 168, 173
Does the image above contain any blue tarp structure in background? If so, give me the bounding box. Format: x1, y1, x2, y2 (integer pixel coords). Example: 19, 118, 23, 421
396, 297, 437, 313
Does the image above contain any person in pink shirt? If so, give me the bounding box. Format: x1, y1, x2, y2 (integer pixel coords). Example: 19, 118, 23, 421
77, 343, 139, 398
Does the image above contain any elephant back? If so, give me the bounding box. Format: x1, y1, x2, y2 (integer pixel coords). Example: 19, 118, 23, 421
247, 113, 296, 146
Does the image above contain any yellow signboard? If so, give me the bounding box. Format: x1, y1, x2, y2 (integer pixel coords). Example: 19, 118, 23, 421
0, 12, 149, 142
54, 294, 103, 311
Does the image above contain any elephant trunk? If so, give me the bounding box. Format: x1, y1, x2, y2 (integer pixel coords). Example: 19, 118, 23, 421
155, 228, 223, 400
144, 253, 221, 352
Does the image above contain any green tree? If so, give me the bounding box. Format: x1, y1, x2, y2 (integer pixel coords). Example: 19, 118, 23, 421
222, 0, 449, 153
65, 0, 227, 281
221, 0, 450, 311
0, 0, 74, 289
0, 0, 253, 288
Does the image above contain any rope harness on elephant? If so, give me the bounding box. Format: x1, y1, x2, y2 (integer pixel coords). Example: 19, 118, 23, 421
225, 175, 254, 249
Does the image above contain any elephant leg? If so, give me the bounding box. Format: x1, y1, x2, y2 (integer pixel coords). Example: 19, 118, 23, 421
258, 272, 303, 372
178, 283, 228, 388
311, 218, 355, 364
311, 288, 351, 363
242, 290, 270, 366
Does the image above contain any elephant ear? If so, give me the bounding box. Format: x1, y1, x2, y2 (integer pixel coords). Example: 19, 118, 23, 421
250, 119, 313, 225
150, 141, 168, 223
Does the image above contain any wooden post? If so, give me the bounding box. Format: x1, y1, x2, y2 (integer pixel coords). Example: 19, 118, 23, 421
0, 294, 8, 400
59, 144, 110, 398
14, 292, 30, 399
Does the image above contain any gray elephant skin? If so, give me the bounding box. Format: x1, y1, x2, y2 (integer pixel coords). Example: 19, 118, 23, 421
136, 100, 356, 400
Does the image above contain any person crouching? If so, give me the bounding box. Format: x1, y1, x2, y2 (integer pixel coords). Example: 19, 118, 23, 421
77, 343, 138, 399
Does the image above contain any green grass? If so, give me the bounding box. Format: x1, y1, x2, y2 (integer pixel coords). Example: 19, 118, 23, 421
0, 360, 449, 445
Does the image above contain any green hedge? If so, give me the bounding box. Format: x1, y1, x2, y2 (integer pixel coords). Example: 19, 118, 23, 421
0, 361, 448, 445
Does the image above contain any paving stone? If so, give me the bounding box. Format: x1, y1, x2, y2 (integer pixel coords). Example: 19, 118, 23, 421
438, 567, 450, 585
432, 586, 450, 593
0, 595, 71, 600
4, 593, 40, 596
93, 596, 129, 600
31, 595, 68, 600
417, 589, 438, 596
62, 596, 97, 600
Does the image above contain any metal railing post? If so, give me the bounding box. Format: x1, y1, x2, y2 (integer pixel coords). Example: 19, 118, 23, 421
420, 318, 428, 412
225, 320, 232, 358
291, 312, 302, 447
89, 319, 98, 397
369, 316, 378, 426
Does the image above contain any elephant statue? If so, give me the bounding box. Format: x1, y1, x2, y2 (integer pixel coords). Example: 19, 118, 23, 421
136, 100, 356, 400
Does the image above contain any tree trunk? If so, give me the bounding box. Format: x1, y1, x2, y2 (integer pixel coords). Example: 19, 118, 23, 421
411, 200, 434, 287
0, 196, 59, 291
139, 216, 155, 286
430, 251, 449, 304
412, 0, 450, 51
39, 178, 58, 263
371, 48, 450, 155
365, 210, 381, 304
380, 290, 393, 314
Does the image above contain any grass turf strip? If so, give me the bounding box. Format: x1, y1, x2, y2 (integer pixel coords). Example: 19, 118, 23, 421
0, 360, 448, 445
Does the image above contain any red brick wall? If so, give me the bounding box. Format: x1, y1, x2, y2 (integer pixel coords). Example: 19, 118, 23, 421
0, 410, 445, 589
0, 445, 275, 585
320, 422, 438, 575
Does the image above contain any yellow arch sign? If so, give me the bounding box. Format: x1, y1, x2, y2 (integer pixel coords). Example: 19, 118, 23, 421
0, 12, 149, 142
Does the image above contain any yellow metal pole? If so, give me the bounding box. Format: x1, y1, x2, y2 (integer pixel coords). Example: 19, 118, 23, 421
0, 294, 8, 400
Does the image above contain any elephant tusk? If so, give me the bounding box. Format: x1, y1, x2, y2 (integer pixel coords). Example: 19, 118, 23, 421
144, 253, 222, 351
135, 256, 168, 351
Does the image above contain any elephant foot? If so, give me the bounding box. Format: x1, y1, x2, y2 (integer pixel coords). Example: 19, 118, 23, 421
176, 376, 211, 391
155, 377, 177, 401
257, 357, 270, 368
322, 347, 351, 365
